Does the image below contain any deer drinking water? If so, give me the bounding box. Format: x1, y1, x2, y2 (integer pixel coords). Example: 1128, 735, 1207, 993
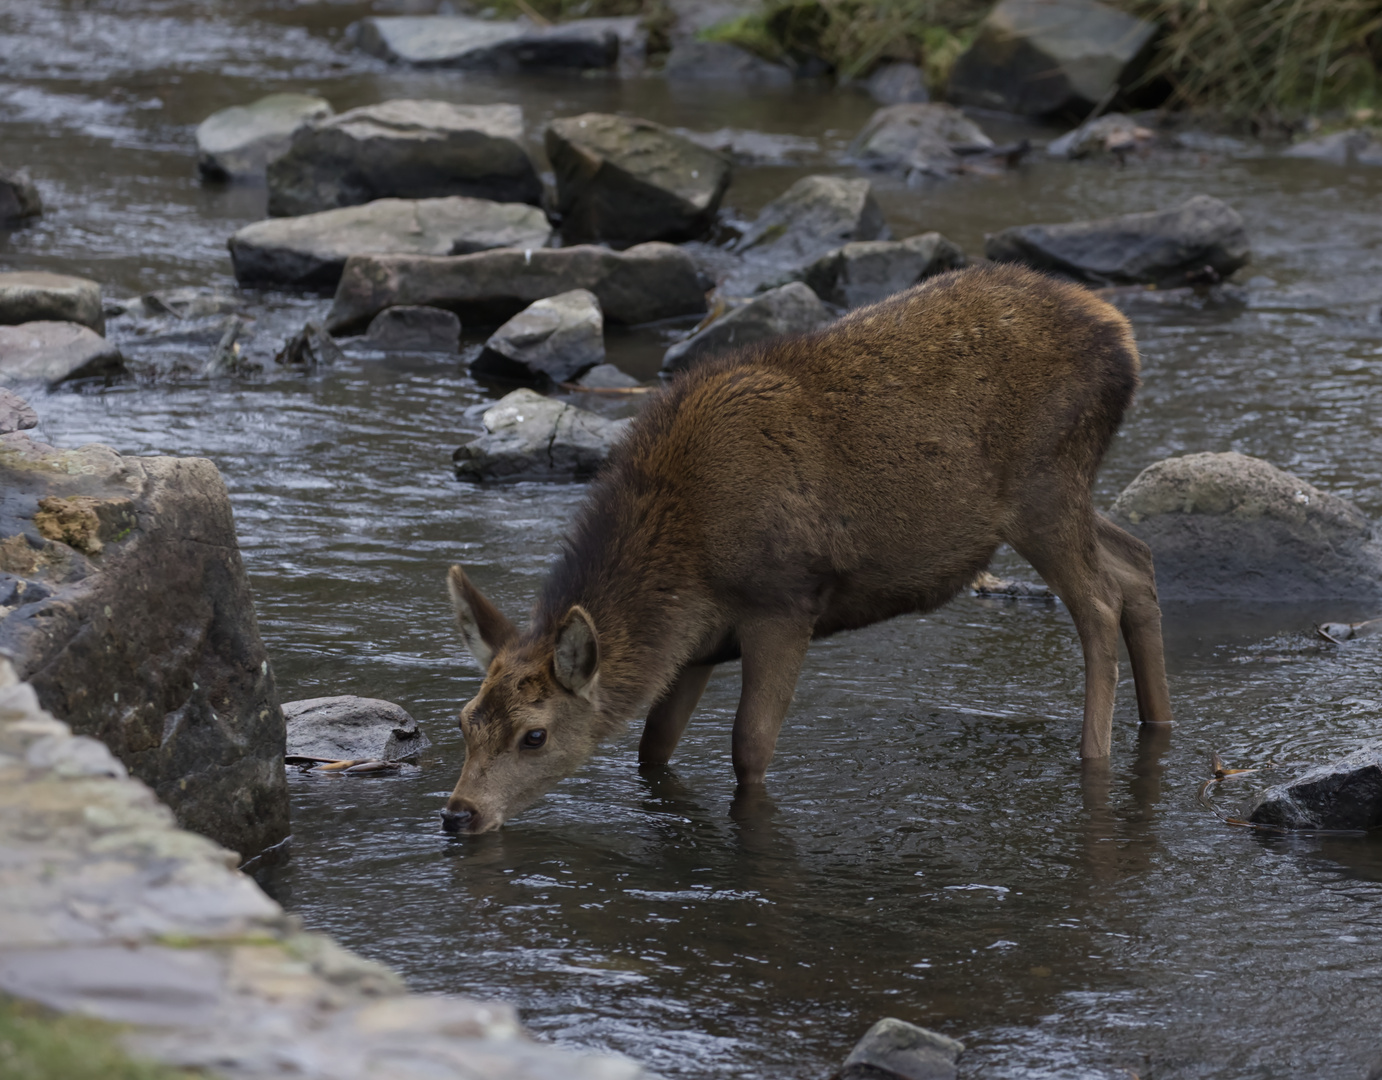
441, 264, 1174, 835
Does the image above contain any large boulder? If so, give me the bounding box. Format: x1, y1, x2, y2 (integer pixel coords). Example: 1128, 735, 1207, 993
985, 195, 1249, 288
267, 101, 541, 217
327, 242, 706, 333
0, 272, 104, 334
662, 40, 793, 86
283, 696, 431, 762
662, 281, 831, 371
366, 306, 461, 352
1248, 744, 1382, 832
948, 0, 1159, 120
798, 233, 965, 308
545, 113, 732, 246
0, 432, 289, 858
351, 15, 627, 71
229, 196, 552, 290
840, 1018, 964, 1080
473, 289, 605, 384
453, 388, 629, 482
196, 93, 334, 181
0, 323, 125, 388
1108, 452, 1382, 601
0, 168, 43, 226
848, 103, 995, 179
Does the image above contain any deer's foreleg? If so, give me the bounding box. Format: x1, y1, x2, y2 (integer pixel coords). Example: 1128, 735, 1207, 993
639, 663, 715, 766
731, 617, 812, 786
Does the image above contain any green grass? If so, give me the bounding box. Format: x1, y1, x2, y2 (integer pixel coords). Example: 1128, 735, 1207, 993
0, 997, 196, 1080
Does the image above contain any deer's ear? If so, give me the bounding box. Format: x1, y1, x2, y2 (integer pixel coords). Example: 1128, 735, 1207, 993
553, 605, 599, 699
447, 566, 517, 671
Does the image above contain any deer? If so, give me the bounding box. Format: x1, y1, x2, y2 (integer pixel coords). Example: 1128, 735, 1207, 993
441, 263, 1174, 835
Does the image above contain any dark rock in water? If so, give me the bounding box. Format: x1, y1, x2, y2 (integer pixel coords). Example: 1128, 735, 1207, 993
1248, 744, 1382, 832
576, 363, 639, 389
0, 272, 104, 334
970, 570, 1053, 600
867, 62, 929, 105
799, 232, 965, 308
453, 388, 629, 482
0, 322, 126, 388
366, 305, 461, 352
985, 195, 1250, 288
662, 282, 831, 371
267, 100, 541, 217
948, 0, 1158, 120
275, 323, 343, 368
849, 104, 994, 181
663, 40, 793, 86
1108, 452, 1382, 601
839, 1018, 964, 1080
0, 168, 43, 226
0, 432, 290, 858
473, 289, 604, 384
351, 14, 627, 71
283, 696, 431, 762
0, 389, 38, 434
1046, 113, 1156, 159
1093, 282, 1248, 315
196, 93, 334, 181
327, 242, 706, 334
545, 113, 732, 246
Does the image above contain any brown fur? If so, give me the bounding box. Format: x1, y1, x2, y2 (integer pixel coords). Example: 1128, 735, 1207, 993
443, 263, 1174, 834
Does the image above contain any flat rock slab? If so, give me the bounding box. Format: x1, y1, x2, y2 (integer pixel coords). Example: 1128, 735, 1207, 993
0, 168, 43, 225
196, 93, 333, 181
842, 1017, 965, 1080
0, 389, 38, 434
474, 288, 604, 384
985, 194, 1250, 288
0, 322, 125, 387
799, 232, 966, 308
546, 112, 732, 246
1108, 452, 1382, 601
849, 103, 994, 180
453, 387, 629, 482
663, 281, 831, 371
352, 14, 627, 71
366, 305, 461, 352
267, 100, 540, 217
1248, 744, 1382, 832
663, 40, 793, 86
0, 271, 104, 333
283, 696, 431, 761
328, 241, 706, 333
229, 196, 553, 290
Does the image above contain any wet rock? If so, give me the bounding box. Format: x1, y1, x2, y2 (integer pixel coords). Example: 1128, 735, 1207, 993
799, 232, 965, 308
1284, 128, 1382, 166
662, 281, 831, 371
678, 127, 819, 166
0, 168, 43, 226
229, 196, 552, 290
1108, 452, 1382, 601
274, 323, 343, 368
576, 363, 639, 389
283, 696, 431, 762
1318, 616, 1382, 643
267, 100, 541, 217
473, 289, 604, 384
970, 570, 1054, 600
663, 40, 793, 86
546, 113, 731, 246
839, 1017, 964, 1080
985, 194, 1250, 289
0, 389, 38, 434
203, 317, 256, 378
0, 322, 126, 388
366, 305, 461, 352
1094, 282, 1248, 315
0, 434, 290, 857
108, 286, 246, 323
453, 388, 629, 482
1047, 113, 1155, 159
849, 103, 995, 180
195, 93, 334, 181
327, 242, 706, 333
866, 62, 929, 105
948, 0, 1158, 120
0, 271, 104, 334
1248, 744, 1382, 832
351, 14, 626, 71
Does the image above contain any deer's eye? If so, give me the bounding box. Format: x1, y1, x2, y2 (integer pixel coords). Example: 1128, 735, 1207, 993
521, 729, 547, 750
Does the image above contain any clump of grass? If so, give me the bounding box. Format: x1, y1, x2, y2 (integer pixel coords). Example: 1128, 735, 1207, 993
0, 996, 196, 1080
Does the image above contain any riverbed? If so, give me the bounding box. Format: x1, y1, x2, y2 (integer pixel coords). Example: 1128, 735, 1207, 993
4, 1, 1382, 1076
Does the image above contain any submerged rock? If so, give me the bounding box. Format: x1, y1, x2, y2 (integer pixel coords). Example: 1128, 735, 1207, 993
1108, 452, 1382, 601
678, 127, 819, 166
473, 289, 604, 384
229, 196, 552, 290
267, 100, 541, 217
545, 113, 732, 246
849, 103, 995, 179
1284, 128, 1382, 166
274, 323, 343, 368
799, 232, 965, 308
576, 363, 639, 389
0, 271, 104, 334
0, 168, 43, 226
366, 305, 461, 352
840, 1017, 965, 1080
351, 14, 626, 71
985, 195, 1250, 288
662, 282, 831, 372
867, 62, 929, 105
196, 93, 334, 181
1248, 744, 1382, 832
283, 696, 431, 762
663, 40, 793, 86
1047, 113, 1156, 159
0, 322, 125, 388
0, 389, 38, 434
453, 388, 629, 482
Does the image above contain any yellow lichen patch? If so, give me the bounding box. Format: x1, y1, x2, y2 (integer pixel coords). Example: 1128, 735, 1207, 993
33, 495, 137, 556
0, 534, 43, 575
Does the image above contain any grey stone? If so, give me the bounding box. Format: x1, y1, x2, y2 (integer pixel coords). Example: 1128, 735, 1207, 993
351, 14, 626, 71
948, 0, 1158, 119
0, 322, 125, 388
195, 93, 334, 181
678, 127, 819, 166
849, 103, 995, 180
1046, 113, 1155, 159
283, 695, 431, 762
0, 168, 43, 225
274, 323, 343, 368
1108, 452, 1382, 601
366, 305, 461, 352
1248, 744, 1382, 832
0, 271, 104, 334
1284, 128, 1382, 166
841, 1018, 965, 1080
453, 388, 629, 482
229, 196, 553, 290
663, 40, 793, 86
799, 232, 966, 308
985, 194, 1250, 288
474, 288, 604, 384
109, 287, 246, 322
327, 242, 706, 334
576, 363, 639, 389
267, 100, 541, 217
867, 62, 929, 105
662, 281, 831, 371
0, 389, 38, 434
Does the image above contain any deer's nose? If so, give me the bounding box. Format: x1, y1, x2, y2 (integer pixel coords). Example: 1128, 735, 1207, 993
440, 806, 475, 834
